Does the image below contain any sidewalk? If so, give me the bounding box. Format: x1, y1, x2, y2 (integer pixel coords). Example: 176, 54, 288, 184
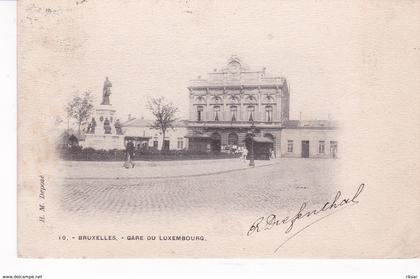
59, 158, 280, 179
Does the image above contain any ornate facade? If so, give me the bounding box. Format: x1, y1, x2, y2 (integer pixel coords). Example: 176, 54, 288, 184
186, 56, 289, 154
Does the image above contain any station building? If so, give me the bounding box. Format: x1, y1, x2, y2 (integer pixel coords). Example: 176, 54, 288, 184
186, 56, 339, 158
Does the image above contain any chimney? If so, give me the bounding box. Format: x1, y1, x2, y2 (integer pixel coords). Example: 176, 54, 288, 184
128, 114, 132, 121
299, 112, 302, 121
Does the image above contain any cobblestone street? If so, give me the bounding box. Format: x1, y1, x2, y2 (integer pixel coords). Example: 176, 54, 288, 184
57, 158, 340, 218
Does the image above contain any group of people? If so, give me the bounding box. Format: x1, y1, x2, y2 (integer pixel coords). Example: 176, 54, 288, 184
239, 146, 276, 163
123, 139, 277, 168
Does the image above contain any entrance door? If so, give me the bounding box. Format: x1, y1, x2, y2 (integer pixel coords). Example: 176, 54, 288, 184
263, 133, 275, 157
210, 132, 221, 152
301, 140, 309, 158
163, 140, 170, 151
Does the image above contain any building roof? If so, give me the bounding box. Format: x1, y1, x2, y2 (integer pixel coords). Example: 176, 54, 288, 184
283, 120, 339, 129
122, 118, 188, 128
122, 118, 152, 127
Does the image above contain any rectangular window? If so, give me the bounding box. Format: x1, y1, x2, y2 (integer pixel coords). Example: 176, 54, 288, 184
197, 106, 203, 121
177, 137, 184, 149
287, 140, 293, 152
247, 106, 255, 122
214, 106, 220, 121
163, 140, 170, 150
230, 106, 237, 121
330, 141, 338, 158
265, 106, 273, 122
153, 138, 158, 149
319, 141, 325, 153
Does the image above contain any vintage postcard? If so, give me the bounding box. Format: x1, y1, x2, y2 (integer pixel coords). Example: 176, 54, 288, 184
17, 0, 419, 258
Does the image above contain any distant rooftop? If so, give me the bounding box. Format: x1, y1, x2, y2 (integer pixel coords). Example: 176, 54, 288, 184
284, 120, 339, 129
122, 118, 188, 128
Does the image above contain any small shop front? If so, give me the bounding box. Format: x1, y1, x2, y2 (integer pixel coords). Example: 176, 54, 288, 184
244, 136, 274, 160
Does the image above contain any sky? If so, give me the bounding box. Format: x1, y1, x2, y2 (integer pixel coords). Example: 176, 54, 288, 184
21, 0, 366, 124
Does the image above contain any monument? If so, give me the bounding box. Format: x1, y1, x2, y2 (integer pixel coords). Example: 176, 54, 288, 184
82, 77, 125, 149
101, 77, 112, 105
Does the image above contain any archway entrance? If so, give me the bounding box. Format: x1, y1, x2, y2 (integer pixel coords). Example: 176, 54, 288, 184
210, 132, 221, 152
263, 133, 275, 154
228, 132, 239, 146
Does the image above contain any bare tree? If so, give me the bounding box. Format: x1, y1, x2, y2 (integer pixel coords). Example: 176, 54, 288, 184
66, 91, 94, 135
146, 96, 179, 151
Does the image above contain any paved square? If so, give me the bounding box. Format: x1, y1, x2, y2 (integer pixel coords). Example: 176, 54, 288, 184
58, 158, 340, 218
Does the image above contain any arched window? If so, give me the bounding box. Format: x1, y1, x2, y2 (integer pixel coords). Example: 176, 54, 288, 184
247, 95, 257, 102
213, 96, 222, 104
247, 106, 255, 122
229, 95, 239, 103
214, 106, 220, 121
230, 106, 237, 121
196, 96, 206, 103
197, 106, 203, 121
265, 95, 274, 102
265, 106, 273, 122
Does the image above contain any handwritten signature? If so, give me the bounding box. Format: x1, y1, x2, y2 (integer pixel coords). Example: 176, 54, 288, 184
247, 183, 365, 253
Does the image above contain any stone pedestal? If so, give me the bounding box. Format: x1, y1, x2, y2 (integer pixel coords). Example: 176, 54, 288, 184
94, 105, 117, 135
82, 134, 124, 150
82, 105, 125, 150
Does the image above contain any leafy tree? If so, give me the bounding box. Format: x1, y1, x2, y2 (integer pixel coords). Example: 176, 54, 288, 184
146, 96, 179, 151
66, 91, 94, 134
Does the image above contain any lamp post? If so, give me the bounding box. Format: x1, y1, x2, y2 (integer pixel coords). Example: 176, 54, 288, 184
249, 120, 255, 167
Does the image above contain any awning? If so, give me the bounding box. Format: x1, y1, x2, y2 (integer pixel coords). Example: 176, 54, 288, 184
252, 137, 274, 143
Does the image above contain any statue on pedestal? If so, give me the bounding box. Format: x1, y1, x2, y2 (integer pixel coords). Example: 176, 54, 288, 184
114, 119, 123, 135
101, 77, 112, 105
89, 117, 96, 134
103, 118, 112, 134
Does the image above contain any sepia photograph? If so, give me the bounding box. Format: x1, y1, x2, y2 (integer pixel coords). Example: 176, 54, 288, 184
16, 0, 420, 260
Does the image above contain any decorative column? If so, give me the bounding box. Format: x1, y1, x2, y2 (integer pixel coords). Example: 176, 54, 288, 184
239, 89, 244, 121
276, 88, 282, 121
189, 91, 194, 121
205, 90, 210, 121
258, 89, 262, 121
222, 91, 226, 121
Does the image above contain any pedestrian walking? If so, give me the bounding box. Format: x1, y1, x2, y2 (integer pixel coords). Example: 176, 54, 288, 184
242, 147, 248, 163
123, 139, 135, 168
270, 148, 276, 159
